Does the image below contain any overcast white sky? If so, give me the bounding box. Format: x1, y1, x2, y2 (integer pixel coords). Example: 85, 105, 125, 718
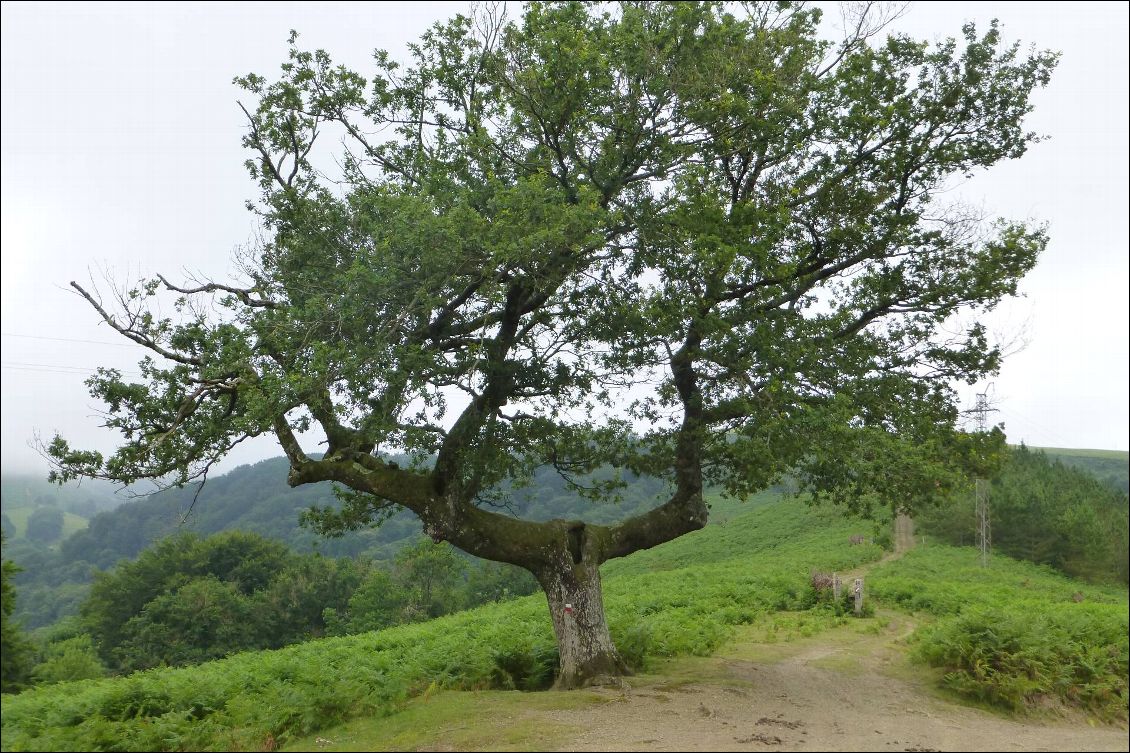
1, 1, 1127, 479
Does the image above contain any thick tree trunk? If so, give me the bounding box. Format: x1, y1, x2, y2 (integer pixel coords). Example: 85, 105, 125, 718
294, 456, 705, 692
537, 558, 628, 690
439, 495, 707, 690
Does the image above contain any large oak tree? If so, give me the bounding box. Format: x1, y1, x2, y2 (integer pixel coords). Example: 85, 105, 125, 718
50, 2, 1054, 687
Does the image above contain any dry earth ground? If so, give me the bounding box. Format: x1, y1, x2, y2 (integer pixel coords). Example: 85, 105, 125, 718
537, 613, 1128, 752
294, 610, 1127, 753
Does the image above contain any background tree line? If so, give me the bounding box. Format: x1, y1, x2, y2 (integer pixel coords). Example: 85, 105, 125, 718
2, 530, 536, 691
2, 457, 668, 630
918, 444, 1129, 584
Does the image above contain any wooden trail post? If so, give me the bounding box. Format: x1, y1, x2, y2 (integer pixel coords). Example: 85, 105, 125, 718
853, 578, 864, 616
832, 573, 842, 601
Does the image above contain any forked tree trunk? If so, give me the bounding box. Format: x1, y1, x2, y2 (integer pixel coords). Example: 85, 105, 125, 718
397, 477, 705, 691
537, 557, 628, 689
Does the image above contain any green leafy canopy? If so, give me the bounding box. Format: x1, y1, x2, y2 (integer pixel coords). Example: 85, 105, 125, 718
49, 2, 1055, 537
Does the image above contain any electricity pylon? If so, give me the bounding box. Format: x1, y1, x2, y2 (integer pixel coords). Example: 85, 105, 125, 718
968, 391, 997, 567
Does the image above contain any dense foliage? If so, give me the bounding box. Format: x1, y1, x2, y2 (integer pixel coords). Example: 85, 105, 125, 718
918, 445, 1129, 583
72, 531, 534, 674
29, 623, 106, 686
868, 546, 1128, 718
918, 604, 1126, 715
1, 543, 34, 693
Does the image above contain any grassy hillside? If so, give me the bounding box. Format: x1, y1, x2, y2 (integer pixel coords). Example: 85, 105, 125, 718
2, 507, 89, 541
2, 495, 1125, 751
0, 495, 882, 751
869, 546, 1128, 713
1030, 446, 1129, 495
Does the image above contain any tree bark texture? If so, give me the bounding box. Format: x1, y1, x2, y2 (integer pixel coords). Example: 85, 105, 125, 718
536, 539, 628, 689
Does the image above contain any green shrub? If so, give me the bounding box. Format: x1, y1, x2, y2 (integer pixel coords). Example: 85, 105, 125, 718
31, 635, 106, 685
914, 603, 1128, 718
871, 546, 1128, 719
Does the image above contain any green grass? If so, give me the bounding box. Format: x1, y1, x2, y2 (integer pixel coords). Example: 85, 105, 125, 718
3, 506, 90, 541
282, 687, 606, 752
868, 545, 1126, 616
0, 496, 882, 752
604, 492, 874, 577
4, 495, 1126, 751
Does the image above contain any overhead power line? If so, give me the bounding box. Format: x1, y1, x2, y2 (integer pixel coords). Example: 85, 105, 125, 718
968, 390, 998, 568
1, 361, 141, 377
1, 332, 141, 348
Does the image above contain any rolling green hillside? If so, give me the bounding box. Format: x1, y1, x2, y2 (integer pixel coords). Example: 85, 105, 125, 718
3, 494, 1124, 752
1, 458, 675, 629
1032, 446, 1129, 495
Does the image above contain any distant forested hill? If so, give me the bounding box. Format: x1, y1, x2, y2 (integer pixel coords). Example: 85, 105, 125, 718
1, 475, 125, 517
1033, 447, 1129, 495
2, 457, 672, 628
26, 457, 670, 565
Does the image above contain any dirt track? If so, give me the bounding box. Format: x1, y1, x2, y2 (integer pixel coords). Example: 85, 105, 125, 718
539, 614, 1128, 752
299, 525, 1128, 753
535, 529, 1127, 753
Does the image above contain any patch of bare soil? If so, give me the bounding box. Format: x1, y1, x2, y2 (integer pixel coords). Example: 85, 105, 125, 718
538, 624, 1127, 752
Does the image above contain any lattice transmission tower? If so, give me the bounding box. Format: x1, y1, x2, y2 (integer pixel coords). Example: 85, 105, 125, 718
968, 391, 998, 567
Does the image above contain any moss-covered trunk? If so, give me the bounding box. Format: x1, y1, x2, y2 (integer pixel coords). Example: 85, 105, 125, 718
435, 489, 706, 689
537, 556, 628, 690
